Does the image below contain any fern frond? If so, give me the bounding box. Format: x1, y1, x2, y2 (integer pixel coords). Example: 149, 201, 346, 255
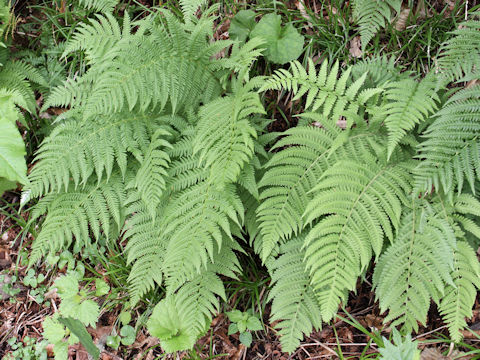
353, 0, 402, 50
257, 116, 387, 260
81, 12, 229, 116
351, 56, 407, 87
437, 13, 480, 81
380, 76, 439, 158
129, 128, 172, 218
303, 156, 413, 320
147, 239, 240, 352
373, 200, 456, 332
78, 0, 119, 13
63, 12, 131, 64
27, 112, 164, 197
194, 79, 263, 186
415, 86, 480, 195
29, 173, 126, 264
0, 60, 46, 112
260, 59, 382, 123
124, 197, 165, 305
439, 241, 480, 342
267, 236, 322, 353
161, 181, 243, 290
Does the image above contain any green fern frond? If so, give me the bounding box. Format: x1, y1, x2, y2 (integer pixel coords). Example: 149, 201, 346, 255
63, 12, 131, 64
257, 115, 388, 261
147, 240, 240, 352
194, 79, 263, 186
124, 197, 165, 305
353, 0, 402, 50
0, 60, 46, 113
78, 0, 119, 13
380, 76, 439, 158
27, 112, 165, 197
179, 0, 207, 22
267, 236, 322, 353
373, 199, 456, 332
161, 182, 243, 290
128, 128, 172, 218
351, 56, 407, 87
29, 173, 126, 264
303, 156, 413, 320
439, 241, 480, 342
260, 59, 382, 124
81, 12, 229, 116
437, 13, 480, 81
415, 86, 480, 195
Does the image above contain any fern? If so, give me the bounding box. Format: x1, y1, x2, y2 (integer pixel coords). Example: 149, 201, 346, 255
437, 12, 480, 82
352, 0, 402, 50
304, 155, 412, 320
415, 86, 480, 195
260, 59, 383, 125
267, 236, 322, 353
373, 198, 456, 332
257, 115, 387, 260
380, 75, 439, 158
78, 0, 119, 13
29, 173, 126, 264
439, 240, 480, 342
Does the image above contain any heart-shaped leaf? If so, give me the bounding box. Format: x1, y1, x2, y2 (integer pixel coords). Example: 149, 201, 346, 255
229, 10, 256, 43
250, 13, 304, 64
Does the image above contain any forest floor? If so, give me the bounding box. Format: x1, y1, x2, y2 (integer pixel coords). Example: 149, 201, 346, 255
2, 0, 480, 359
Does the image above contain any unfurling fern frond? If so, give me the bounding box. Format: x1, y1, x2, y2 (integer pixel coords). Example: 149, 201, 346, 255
380, 76, 439, 158
439, 241, 480, 342
303, 156, 412, 320
260, 59, 382, 124
373, 200, 456, 332
194, 79, 264, 186
29, 174, 126, 264
437, 13, 480, 82
353, 0, 402, 50
78, 0, 119, 13
415, 86, 480, 195
267, 237, 322, 353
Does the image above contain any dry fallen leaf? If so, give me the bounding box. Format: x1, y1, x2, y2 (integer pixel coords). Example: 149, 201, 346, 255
349, 37, 362, 58
395, 8, 411, 31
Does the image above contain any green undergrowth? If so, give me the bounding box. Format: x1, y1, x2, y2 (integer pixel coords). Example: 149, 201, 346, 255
1, 0, 480, 359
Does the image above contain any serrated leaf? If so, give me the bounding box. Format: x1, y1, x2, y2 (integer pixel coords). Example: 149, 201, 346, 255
94, 278, 110, 296
54, 274, 79, 299
226, 310, 244, 323
239, 331, 252, 347
246, 316, 262, 331
250, 13, 304, 64
53, 341, 68, 360
43, 317, 66, 344
227, 323, 238, 335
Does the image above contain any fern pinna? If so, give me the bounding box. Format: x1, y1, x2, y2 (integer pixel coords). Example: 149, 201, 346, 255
25, 2, 480, 356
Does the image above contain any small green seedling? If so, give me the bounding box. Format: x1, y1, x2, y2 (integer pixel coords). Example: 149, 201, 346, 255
42, 272, 103, 360
226, 310, 263, 347
106, 311, 136, 350
0, 274, 21, 300
2, 336, 48, 360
